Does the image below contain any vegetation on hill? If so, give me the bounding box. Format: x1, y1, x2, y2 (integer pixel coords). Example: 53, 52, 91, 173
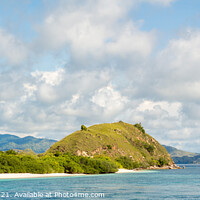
134, 123, 146, 134
81, 125, 87, 131
0, 150, 118, 174
0, 134, 57, 154
0, 122, 177, 173
47, 121, 173, 168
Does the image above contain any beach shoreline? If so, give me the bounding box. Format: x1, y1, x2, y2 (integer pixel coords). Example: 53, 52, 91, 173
0, 166, 180, 179
0, 173, 86, 179
116, 168, 137, 173
0, 169, 138, 179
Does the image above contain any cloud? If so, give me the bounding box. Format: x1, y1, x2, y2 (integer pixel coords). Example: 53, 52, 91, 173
137, 100, 182, 118
0, 28, 28, 66
155, 30, 200, 102
0, 68, 113, 138
23, 83, 37, 100
0, 71, 25, 101
35, 0, 155, 68
91, 85, 128, 117
131, 29, 200, 152
1, 0, 200, 152
31, 68, 65, 86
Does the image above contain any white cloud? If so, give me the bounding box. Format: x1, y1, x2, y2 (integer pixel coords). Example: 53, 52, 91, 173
37, 84, 58, 103
106, 22, 155, 57
0, 68, 113, 138
35, 0, 155, 66
0, 102, 18, 120
158, 30, 200, 72
31, 68, 64, 86
22, 83, 37, 102
155, 30, 200, 102
23, 83, 37, 97
91, 85, 128, 116
1, 0, 200, 152
137, 100, 182, 117
0, 28, 28, 66
0, 71, 25, 101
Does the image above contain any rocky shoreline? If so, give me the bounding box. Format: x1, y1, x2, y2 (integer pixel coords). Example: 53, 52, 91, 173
146, 164, 181, 170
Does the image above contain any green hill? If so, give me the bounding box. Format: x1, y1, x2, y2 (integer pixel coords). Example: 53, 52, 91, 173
47, 121, 175, 168
0, 134, 57, 154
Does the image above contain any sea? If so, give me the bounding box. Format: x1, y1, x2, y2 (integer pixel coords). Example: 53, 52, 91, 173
0, 164, 200, 200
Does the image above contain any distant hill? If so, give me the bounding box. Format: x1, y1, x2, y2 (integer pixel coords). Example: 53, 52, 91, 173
0, 134, 57, 154
47, 121, 175, 168
163, 145, 200, 164
163, 145, 198, 157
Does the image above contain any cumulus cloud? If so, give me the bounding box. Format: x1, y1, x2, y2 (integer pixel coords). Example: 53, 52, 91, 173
110, 29, 200, 152
0, 28, 28, 66
155, 30, 200, 102
137, 100, 182, 117
1, 0, 200, 152
31, 69, 65, 86
0, 68, 113, 138
91, 85, 128, 117
135, 30, 200, 152
35, 0, 155, 68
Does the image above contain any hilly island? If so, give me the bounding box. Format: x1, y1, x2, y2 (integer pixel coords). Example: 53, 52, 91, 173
0, 122, 179, 174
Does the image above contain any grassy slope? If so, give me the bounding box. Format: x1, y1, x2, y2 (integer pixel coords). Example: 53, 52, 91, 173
47, 122, 173, 165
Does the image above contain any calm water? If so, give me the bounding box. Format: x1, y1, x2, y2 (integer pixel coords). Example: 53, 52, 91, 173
0, 164, 200, 200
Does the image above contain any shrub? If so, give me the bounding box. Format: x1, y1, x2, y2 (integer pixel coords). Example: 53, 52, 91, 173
0, 164, 12, 173
81, 125, 87, 131
5, 150, 17, 155
79, 156, 118, 174
24, 161, 50, 174
115, 156, 140, 169
158, 157, 168, 167
0, 150, 118, 174
54, 151, 62, 157
148, 159, 159, 166
143, 143, 155, 154
134, 123, 145, 134
63, 161, 84, 174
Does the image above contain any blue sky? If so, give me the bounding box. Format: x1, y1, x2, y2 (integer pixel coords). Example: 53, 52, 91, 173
0, 0, 200, 152
133, 0, 200, 47
1, 0, 200, 46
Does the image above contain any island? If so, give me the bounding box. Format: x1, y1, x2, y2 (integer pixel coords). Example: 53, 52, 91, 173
0, 121, 180, 177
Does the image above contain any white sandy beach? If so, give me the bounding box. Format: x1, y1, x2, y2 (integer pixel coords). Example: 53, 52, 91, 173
116, 169, 137, 173
0, 169, 137, 179
0, 173, 86, 179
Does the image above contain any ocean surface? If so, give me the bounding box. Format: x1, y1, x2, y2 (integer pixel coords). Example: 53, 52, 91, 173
0, 164, 200, 200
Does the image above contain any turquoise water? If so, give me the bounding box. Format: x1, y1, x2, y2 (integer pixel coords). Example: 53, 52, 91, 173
0, 164, 200, 200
